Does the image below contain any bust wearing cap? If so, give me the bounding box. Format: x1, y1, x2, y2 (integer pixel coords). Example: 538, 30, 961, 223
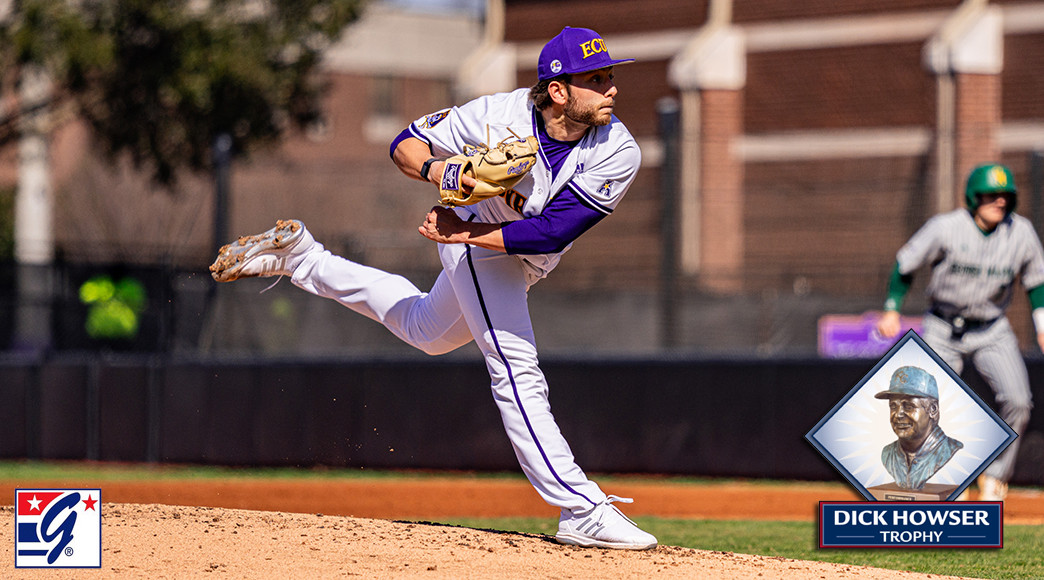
876, 366, 964, 490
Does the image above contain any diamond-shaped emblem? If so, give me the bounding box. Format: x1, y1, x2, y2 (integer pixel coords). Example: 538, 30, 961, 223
806, 330, 1016, 501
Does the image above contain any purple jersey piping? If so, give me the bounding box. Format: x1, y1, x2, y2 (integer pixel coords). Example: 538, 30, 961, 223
501, 190, 605, 254
530, 107, 613, 216
567, 182, 613, 215
532, 108, 554, 177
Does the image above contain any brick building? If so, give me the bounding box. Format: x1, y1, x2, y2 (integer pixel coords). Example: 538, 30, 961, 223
500, 0, 1044, 352
4, 0, 1044, 355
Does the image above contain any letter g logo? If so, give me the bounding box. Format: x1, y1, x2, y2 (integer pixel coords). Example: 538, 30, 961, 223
41, 493, 80, 565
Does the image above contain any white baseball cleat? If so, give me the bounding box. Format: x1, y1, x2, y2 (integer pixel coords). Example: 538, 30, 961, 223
210, 219, 315, 282
555, 495, 657, 550
978, 474, 1008, 501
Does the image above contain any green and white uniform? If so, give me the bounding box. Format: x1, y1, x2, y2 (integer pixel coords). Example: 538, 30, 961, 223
885, 208, 1044, 483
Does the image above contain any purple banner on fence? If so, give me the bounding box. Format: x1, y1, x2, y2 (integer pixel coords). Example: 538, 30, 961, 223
817, 312, 923, 359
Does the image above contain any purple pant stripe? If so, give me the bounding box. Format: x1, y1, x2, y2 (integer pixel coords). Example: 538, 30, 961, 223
464, 244, 595, 508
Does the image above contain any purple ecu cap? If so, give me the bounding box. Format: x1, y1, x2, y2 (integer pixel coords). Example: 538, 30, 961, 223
537, 27, 635, 81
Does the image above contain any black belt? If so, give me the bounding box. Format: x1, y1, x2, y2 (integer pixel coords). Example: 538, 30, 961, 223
929, 307, 999, 334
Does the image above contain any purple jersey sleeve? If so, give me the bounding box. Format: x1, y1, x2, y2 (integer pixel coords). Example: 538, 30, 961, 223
501, 187, 607, 255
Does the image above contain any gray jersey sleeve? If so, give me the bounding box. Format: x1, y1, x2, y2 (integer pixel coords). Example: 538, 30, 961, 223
898, 211, 1044, 319
895, 214, 948, 275
1015, 217, 1044, 290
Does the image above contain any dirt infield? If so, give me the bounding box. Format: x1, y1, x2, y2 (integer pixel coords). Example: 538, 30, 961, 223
3, 476, 1042, 578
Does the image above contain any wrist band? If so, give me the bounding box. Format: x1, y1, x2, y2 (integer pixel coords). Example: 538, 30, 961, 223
420, 157, 438, 182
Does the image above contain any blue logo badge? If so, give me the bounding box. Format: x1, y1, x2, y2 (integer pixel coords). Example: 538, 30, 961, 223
15, 489, 102, 568
422, 110, 449, 129
441, 163, 461, 191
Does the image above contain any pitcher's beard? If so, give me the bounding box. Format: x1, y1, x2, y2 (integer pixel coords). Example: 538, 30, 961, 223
564, 97, 612, 127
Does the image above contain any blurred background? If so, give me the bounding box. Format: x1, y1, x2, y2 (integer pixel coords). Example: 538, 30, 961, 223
3, 0, 1044, 358
2, 0, 1044, 482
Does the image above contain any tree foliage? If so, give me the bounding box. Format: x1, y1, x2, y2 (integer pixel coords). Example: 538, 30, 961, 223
1, 0, 363, 184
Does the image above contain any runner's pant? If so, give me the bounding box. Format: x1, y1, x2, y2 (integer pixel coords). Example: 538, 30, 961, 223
923, 314, 1033, 482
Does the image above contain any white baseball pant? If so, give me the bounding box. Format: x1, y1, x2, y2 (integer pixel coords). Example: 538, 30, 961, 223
922, 314, 1033, 482
290, 233, 606, 512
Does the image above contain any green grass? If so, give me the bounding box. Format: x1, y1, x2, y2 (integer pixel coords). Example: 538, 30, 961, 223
656, 518, 1044, 580
3, 461, 1041, 579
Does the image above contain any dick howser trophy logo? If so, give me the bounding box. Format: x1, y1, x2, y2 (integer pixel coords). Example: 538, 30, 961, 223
15, 488, 102, 568
806, 330, 1014, 548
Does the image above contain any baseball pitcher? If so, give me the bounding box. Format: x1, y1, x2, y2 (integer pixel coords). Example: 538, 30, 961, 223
876, 163, 1044, 500
210, 27, 655, 550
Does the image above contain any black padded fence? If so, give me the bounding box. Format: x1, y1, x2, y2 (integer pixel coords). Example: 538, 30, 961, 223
2, 354, 1043, 485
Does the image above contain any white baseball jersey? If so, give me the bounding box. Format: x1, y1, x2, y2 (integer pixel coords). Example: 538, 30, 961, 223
288, 86, 645, 515
897, 209, 1044, 320
403, 88, 641, 280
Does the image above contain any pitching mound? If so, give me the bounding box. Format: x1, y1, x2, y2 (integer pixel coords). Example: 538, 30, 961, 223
2, 503, 974, 578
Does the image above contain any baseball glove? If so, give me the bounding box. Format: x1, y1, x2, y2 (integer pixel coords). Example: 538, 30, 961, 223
438, 130, 539, 206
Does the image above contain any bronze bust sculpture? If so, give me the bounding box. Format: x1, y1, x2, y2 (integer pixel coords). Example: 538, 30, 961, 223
876, 366, 964, 491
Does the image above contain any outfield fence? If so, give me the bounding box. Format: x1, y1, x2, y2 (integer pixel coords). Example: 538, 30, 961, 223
2, 353, 1042, 486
